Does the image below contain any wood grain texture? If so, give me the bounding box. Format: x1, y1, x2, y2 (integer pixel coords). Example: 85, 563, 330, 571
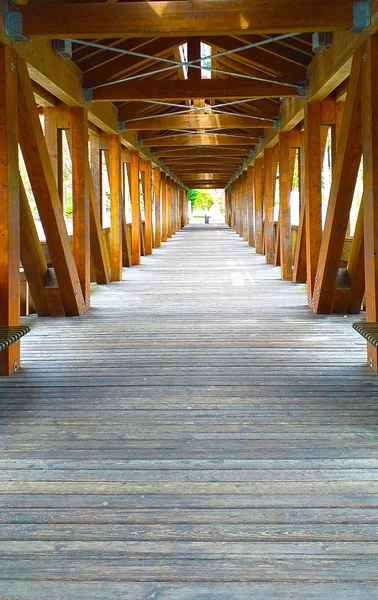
0, 223, 376, 597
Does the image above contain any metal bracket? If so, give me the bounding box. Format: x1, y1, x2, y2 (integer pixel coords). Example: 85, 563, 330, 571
297, 85, 308, 99
351, 1, 370, 32
312, 32, 331, 54
137, 137, 143, 147
272, 116, 280, 129
117, 119, 126, 132
258, 136, 265, 145
82, 88, 93, 104
4, 5, 27, 42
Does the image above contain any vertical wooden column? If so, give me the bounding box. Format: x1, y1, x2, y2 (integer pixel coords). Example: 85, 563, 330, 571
254, 158, 264, 254
264, 147, 276, 264
293, 130, 307, 283
166, 176, 172, 238
130, 150, 140, 265
44, 108, 63, 205
246, 166, 254, 246
0, 45, 20, 375
153, 168, 161, 247
188, 38, 201, 81
90, 133, 101, 213
279, 132, 292, 280
71, 107, 90, 304
362, 36, 378, 370
108, 135, 122, 279
142, 160, 153, 255
305, 102, 322, 303
241, 172, 248, 241
161, 173, 168, 242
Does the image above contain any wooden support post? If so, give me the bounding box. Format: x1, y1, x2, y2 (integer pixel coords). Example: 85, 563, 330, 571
167, 177, 172, 238
362, 36, 378, 371
264, 147, 276, 264
71, 107, 90, 305
108, 135, 122, 280
18, 58, 84, 316
305, 102, 322, 304
242, 171, 248, 241
187, 38, 201, 81
246, 166, 254, 246
293, 130, 307, 283
254, 158, 264, 254
130, 150, 140, 265
279, 132, 292, 280
141, 161, 153, 254
44, 108, 63, 205
89, 133, 102, 213
0, 45, 20, 375
161, 173, 168, 242
87, 163, 111, 284
153, 168, 161, 247
312, 48, 363, 314
19, 177, 51, 317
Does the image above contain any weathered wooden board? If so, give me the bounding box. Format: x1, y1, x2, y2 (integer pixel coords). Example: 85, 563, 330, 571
0, 223, 376, 595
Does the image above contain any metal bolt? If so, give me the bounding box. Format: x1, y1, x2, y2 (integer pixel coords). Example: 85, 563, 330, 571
13, 361, 18, 372
76, 278, 80, 284
10, 63, 15, 72
363, 53, 367, 63
369, 358, 373, 368
74, 289, 78, 296
82, 301, 85, 307
86, 300, 90, 305
80, 311, 84, 316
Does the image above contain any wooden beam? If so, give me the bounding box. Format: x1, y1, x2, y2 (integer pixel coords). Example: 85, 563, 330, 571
312, 48, 363, 314
246, 166, 254, 247
87, 163, 111, 285
264, 146, 277, 265
130, 150, 140, 265
254, 158, 264, 254
279, 132, 292, 280
108, 135, 123, 280
161, 173, 168, 243
93, 79, 300, 102
71, 106, 90, 305
125, 114, 274, 130
167, 177, 172, 238
19, 177, 51, 317
141, 161, 153, 254
305, 102, 322, 304
155, 148, 246, 158
362, 35, 378, 370
17, 1, 354, 38
18, 58, 84, 316
0, 45, 20, 375
153, 168, 161, 248
292, 129, 307, 283
187, 38, 201, 82
143, 134, 258, 148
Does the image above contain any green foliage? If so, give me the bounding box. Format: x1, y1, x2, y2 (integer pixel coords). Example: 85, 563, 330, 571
189, 189, 214, 211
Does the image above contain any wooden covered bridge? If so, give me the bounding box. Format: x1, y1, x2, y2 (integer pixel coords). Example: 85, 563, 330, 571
1, 0, 378, 597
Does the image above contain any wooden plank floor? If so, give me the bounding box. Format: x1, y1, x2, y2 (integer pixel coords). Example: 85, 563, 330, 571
0, 223, 378, 599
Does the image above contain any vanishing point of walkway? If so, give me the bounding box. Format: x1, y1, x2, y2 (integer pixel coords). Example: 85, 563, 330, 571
0, 224, 377, 599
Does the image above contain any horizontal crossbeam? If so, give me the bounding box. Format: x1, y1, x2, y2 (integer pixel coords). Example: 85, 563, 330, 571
91, 79, 302, 102
15, 1, 355, 38
125, 113, 273, 130
142, 133, 258, 147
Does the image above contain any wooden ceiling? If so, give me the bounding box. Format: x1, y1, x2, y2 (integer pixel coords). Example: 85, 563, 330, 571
16, 1, 320, 188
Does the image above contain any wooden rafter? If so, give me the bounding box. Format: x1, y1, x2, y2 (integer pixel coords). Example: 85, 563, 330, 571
15, 1, 355, 38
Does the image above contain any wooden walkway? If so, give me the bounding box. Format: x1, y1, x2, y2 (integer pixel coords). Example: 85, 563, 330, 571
0, 223, 378, 599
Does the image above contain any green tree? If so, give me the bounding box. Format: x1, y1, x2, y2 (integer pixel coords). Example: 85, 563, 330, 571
188, 189, 214, 211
